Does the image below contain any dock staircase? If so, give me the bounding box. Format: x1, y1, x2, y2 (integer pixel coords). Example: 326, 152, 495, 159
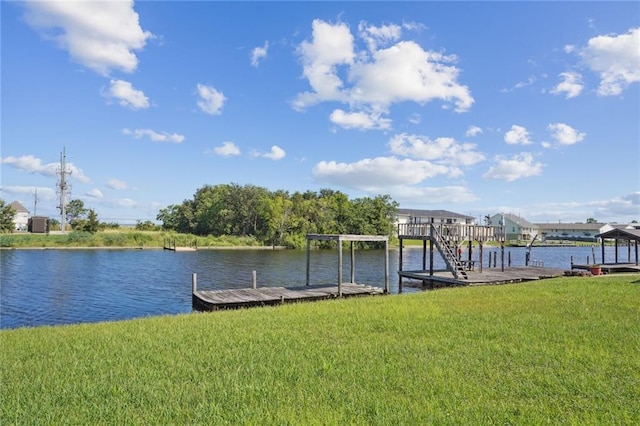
432, 225, 468, 280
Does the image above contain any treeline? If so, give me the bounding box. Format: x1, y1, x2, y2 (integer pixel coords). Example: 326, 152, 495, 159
156, 183, 399, 248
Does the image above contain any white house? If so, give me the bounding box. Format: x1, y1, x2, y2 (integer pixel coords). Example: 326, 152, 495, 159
10, 200, 29, 231
489, 213, 538, 242
395, 209, 475, 226
536, 222, 605, 242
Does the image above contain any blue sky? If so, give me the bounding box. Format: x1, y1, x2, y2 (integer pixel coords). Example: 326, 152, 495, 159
2, 1, 639, 226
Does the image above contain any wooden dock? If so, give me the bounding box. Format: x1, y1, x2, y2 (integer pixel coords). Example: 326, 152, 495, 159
571, 263, 640, 274
399, 266, 566, 289
193, 283, 385, 311
192, 233, 390, 311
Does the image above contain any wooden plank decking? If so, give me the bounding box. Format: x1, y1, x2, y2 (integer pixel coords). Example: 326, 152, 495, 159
193, 283, 385, 311
571, 263, 640, 274
399, 266, 566, 289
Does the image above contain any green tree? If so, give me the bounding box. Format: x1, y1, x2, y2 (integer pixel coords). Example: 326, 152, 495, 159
66, 199, 87, 224
586, 218, 598, 224
0, 199, 16, 233
83, 209, 100, 233
135, 220, 157, 231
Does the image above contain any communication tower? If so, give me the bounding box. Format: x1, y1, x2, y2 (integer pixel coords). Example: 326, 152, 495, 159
56, 147, 72, 233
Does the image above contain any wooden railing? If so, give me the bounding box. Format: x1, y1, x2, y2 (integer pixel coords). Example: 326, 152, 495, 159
398, 223, 504, 241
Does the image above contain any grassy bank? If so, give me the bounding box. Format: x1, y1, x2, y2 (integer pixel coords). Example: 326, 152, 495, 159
2, 275, 639, 424
0, 229, 264, 249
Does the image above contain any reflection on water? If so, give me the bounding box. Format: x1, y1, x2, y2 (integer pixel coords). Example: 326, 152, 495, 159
0, 245, 622, 329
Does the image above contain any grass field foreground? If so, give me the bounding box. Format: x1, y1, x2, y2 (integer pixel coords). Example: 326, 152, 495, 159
2, 275, 639, 424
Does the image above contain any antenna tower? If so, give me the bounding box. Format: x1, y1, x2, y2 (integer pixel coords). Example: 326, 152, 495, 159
56, 147, 72, 233
33, 188, 39, 216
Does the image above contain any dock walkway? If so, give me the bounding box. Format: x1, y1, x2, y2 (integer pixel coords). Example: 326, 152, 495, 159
399, 266, 566, 289
193, 283, 385, 311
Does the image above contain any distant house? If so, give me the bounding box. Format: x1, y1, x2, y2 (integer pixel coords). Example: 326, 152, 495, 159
599, 223, 640, 233
536, 222, 605, 242
10, 200, 29, 231
395, 209, 475, 226
489, 213, 538, 242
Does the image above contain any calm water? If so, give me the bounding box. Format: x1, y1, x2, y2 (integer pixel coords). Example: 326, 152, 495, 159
0, 245, 623, 329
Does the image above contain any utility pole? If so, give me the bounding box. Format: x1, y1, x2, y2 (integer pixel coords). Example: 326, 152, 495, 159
33, 188, 38, 216
56, 147, 72, 233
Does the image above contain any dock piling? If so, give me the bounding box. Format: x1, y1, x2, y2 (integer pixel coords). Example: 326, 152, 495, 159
252, 270, 257, 289
192, 273, 197, 293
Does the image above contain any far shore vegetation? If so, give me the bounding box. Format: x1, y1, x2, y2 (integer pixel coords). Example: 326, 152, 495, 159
2, 274, 639, 424
1, 184, 399, 249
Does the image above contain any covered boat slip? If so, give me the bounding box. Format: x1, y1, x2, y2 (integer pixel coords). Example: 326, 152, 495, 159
571, 227, 640, 273
192, 234, 390, 311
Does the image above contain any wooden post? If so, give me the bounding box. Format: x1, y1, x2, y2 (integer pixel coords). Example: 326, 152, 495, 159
192, 273, 197, 293
350, 241, 355, 284
306, 237, 311, 286
508, 251, 511, 267
384, 239, 389, 294
429, 231, 433, 277
398, 238, 404, 294
338, 239, 343, 297
501, 242, 505, 272
252, 270, 257, 289
422, 239, 427, 270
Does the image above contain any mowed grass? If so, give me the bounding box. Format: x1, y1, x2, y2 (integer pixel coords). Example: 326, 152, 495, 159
2, 275, 639, 424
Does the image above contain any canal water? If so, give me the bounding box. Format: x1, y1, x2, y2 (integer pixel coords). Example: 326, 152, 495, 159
0, 245, 623, 329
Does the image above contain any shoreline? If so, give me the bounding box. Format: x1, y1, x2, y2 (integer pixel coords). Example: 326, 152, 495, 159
0, 245, 289, 251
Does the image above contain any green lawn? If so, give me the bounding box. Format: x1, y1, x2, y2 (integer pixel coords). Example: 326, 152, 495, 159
2, 275, 639, 424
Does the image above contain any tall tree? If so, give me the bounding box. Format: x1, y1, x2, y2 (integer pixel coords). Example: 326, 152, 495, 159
0, 199, 16, 233
66, 199, 87, 224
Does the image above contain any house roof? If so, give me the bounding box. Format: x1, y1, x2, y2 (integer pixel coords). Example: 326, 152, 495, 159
396, 208, 474, 220
596, 228, 640, 241
497, 213, 536, 228
9, 200, 29, 214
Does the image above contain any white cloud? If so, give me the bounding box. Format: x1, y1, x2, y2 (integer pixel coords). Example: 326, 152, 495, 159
358, 21, 402, 51
483, 153, 544, 181
107, 179, 128, 190
504, 125, 532, 145
593, 192, 640, 219
293, 19, 473, 130
0, 185, 56, 199
251, 41, 269, 67
104, 79, 150, 109
388, 133, 485, 167
212, 142, 241, 156
122, 128, 185, 143
313, 157, 449, 191
349, 41, 474, 112
196, 84, 226, 115
386, 185, 477, 204
408, 114, 421, 124
547, 123, 586, 146
564, 44, 576, 53
465, 125, 483, 137
262, 146, 286, 160
1, 154, 90, 183
112, 198, 137, 208
550, 72, 584, 99
22, 0, 152, 76
581, 27, 640, 96
86, 188, 103, 198
294, 19, 355, 109
329, 109, 391, 130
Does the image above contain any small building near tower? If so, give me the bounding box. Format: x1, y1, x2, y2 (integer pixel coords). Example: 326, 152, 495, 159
28, 216, 50, 234
9, 201, 29, 231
